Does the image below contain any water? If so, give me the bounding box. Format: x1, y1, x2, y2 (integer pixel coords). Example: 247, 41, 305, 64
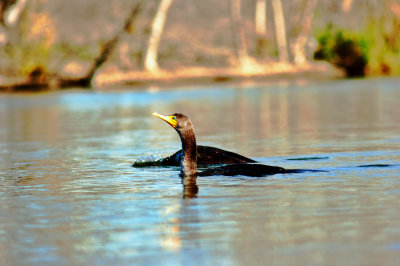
0, 78, 400, 265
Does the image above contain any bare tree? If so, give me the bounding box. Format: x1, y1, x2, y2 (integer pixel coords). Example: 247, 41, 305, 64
255, 0, 267, 36
230, 0, 252, 68
4, 0, 26, 27
144, 0, 173, 73
0, 0, 27, 46
254, 0, 269, 57
59, 3, 142, 87
342, 0, 354, 12
291, 0, 318, 65
271, 0, 288, 62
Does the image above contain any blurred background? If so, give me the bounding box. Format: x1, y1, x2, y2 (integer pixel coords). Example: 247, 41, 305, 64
1, 0, 399, 90
1, 2, 400, 265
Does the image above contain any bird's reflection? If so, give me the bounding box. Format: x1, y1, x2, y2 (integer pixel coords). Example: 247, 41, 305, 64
181, 175, 198, 198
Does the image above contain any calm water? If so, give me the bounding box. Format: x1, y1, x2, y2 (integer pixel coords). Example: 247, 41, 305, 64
0, 78, 400, 265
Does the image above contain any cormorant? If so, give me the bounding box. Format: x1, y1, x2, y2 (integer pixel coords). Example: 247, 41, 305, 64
151, 112, 300, 177
132, 145, 256, 167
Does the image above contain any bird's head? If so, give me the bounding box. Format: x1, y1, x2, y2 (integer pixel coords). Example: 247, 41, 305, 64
152, 112, 193, 132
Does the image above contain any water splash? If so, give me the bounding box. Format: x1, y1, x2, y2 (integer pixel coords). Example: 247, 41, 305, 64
132, 153, 164, 167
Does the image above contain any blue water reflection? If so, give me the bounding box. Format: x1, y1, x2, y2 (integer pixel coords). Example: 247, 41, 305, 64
0, 78, 400, 265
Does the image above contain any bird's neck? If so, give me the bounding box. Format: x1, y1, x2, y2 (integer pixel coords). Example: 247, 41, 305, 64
179, 128, 197, 177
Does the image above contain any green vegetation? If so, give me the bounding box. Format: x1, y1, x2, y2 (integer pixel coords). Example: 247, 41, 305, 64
10, 41, 51, 77
361, 18, 400, 75
314, 26, 367, 77
314, 15, 400, 77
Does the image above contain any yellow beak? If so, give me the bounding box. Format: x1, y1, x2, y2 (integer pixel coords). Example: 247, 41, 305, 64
152, 112, 178, 128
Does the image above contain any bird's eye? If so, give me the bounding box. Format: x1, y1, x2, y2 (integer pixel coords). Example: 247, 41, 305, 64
172, 116, 176, 120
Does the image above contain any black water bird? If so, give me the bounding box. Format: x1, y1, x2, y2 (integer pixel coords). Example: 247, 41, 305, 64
132, 145, 256, 167
151, 112, 299, 177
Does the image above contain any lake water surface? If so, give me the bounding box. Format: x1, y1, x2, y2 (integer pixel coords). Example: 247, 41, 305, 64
1, 78, 400, 265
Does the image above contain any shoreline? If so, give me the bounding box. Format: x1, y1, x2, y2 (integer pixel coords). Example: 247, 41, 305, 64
0, 62, 344, 92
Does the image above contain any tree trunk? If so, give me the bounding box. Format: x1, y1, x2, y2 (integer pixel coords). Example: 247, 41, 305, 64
0, 0, 27, 46
291, 0, 318, 65
4, 0, 26, 27
144, 0, 173, 73
230, 0, 251, 68
255, 0, 268, 57
60, 2, 142, 87
342, 0, 354, 12
271, 0, 288, 62
255, 0, 267, 36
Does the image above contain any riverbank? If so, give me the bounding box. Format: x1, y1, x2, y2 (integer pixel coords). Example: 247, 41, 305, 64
0, 61, 344, 92
94, 61, 344, 89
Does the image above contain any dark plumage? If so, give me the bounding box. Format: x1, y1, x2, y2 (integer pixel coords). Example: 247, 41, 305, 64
151, 112, 300, 177
132, 145, 256, 167
165, 145, 257, 165
198, 163, 287, 177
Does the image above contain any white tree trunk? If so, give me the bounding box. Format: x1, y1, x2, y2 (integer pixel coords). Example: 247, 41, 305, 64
5, 0, 27, 27
255, 0, 267, 36
342, 0, 354, 12
230, 0, 251, 68
144, 0, 173, 73
292, 0, 318, 65
271, 0, 288, 62
0, 0, 28, 46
